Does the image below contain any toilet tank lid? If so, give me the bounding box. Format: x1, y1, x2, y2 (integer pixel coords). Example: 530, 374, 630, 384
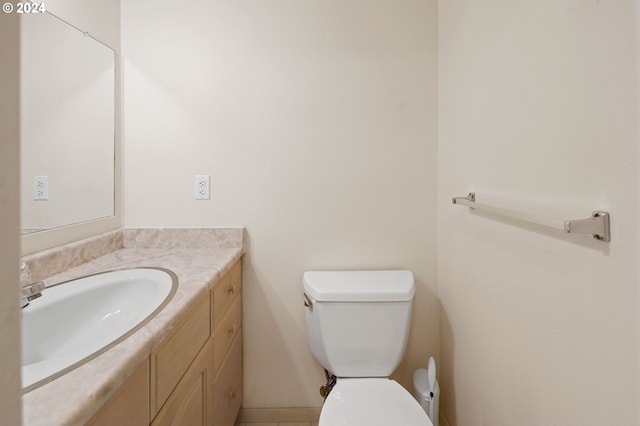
303, 270, 415, 302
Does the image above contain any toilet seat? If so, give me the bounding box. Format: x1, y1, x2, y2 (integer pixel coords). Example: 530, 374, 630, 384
319, 378, 433, 426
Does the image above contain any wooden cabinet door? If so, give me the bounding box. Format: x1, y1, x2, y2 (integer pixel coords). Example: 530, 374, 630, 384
151, 296, 211, 417
86, 358, 150, 426
151, 340, 213, 426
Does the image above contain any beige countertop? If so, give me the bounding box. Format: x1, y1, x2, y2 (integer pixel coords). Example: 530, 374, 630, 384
20, 228, 244, 426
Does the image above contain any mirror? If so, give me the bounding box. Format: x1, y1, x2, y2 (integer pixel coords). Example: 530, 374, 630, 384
20, 11, 115, 235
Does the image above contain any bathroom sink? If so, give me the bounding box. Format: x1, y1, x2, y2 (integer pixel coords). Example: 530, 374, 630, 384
21, 267, 177, 392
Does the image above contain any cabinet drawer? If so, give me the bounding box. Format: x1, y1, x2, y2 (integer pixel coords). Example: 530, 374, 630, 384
213, 295, 242, 375
151, 295, 210, 416
212, 260, 241, 331
212, 331, 242, 426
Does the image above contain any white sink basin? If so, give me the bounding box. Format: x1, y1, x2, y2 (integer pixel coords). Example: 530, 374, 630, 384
21, 267, 177, 392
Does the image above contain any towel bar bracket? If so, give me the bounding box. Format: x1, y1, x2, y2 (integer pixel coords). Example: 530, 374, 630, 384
452, 192, 476, 204
563, 211, 610, 242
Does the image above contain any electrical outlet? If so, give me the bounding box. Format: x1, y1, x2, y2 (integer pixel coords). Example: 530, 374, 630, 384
194, 175, 210, 200
33, 176, 49, 200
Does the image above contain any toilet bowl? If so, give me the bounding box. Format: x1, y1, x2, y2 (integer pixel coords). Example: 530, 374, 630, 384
303, 270, 433, 426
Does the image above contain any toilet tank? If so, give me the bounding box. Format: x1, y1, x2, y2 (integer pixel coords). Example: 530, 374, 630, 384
303, 270, 415, 378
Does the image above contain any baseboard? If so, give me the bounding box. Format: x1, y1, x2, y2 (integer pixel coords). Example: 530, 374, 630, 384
236, 407, 322, 423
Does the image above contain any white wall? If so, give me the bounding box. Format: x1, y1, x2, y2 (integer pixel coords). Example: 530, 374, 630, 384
0, 7, 23, 426
122, 0, 438, 408
438, 1, 638, 425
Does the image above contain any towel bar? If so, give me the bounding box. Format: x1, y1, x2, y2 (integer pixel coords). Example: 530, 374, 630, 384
452, 192, 610, 242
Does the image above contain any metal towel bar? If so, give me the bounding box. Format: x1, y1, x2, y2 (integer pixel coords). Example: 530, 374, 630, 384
452, 192, 610, 242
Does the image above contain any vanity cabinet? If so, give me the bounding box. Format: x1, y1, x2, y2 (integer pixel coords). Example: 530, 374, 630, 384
87, 259, 242, 426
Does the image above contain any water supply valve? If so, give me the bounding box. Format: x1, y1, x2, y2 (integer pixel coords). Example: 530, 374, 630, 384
320, 371, 337, 399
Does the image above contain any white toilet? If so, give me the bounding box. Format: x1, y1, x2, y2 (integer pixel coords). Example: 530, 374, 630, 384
303, 270, 433, 426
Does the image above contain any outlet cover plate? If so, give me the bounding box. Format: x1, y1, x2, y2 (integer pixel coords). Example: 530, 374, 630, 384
33, 175, 49, 200
194, 175, 210, 200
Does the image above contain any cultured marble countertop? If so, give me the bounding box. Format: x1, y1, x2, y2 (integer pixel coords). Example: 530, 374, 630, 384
21, 228, 244, 426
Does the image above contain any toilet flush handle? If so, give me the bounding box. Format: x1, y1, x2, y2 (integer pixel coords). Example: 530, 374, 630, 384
303, 293, 313, 308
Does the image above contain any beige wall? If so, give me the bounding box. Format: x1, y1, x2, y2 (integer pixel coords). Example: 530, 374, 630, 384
438, 1, 638, 425
122, 0, 439, 408
0, 7, 23, 426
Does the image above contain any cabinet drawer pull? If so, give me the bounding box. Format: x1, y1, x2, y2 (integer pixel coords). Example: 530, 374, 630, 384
224, 389, 237, 399
227, 324, 238, 335
226, 285, 235, 295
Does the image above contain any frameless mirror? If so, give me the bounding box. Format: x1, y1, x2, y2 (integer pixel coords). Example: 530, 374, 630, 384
20, 11, 115, 235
